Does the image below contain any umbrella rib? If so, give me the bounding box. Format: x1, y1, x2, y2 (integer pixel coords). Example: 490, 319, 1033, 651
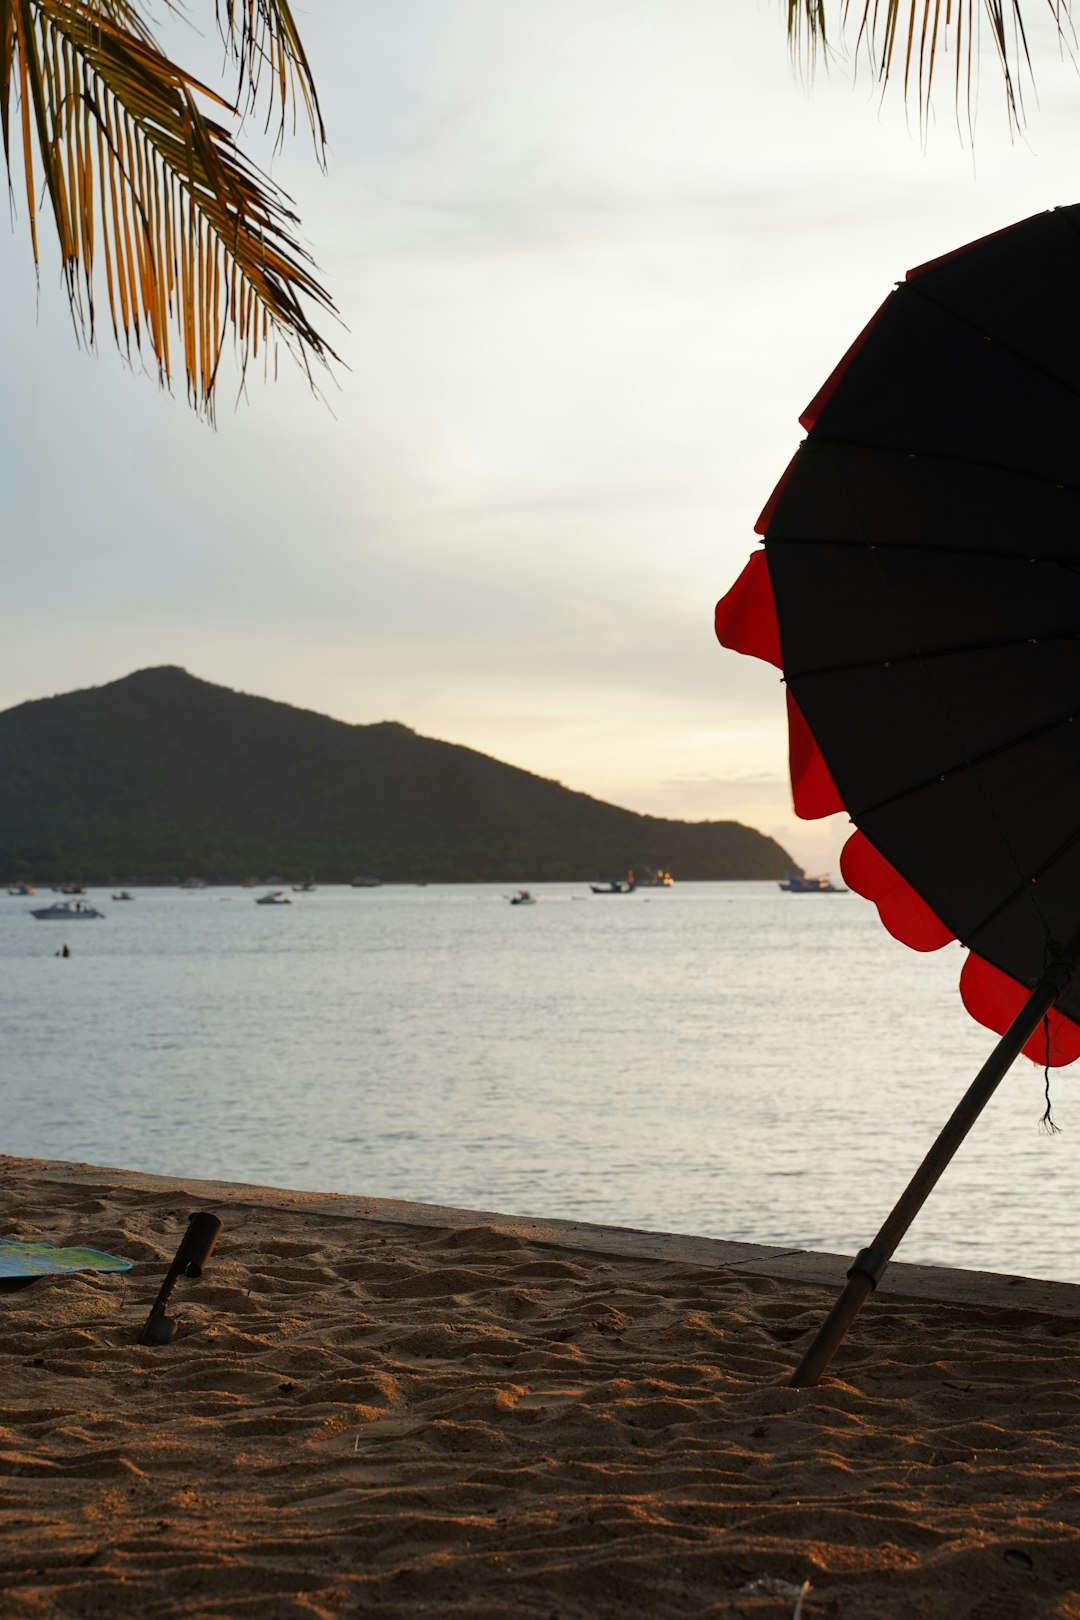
903, 273, 1080, 414
769, 532, 1080, 571
791, 626, 1080, 681
841, 705, 1079, 822
802, 434, 1080, 506
957, 822, 1080, 952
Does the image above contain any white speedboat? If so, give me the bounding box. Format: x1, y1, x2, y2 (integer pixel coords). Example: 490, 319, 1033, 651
255, 890, 291, 905
31, 900, 104, 920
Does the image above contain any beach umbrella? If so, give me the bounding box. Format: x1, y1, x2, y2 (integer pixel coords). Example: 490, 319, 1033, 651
715, 205, 1080, 1386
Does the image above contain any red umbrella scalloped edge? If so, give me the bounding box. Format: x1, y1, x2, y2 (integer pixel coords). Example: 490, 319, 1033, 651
715, 540, 1080, 1068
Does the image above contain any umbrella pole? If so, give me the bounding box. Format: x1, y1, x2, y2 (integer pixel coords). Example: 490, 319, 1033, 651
789, 932, 1080, 1389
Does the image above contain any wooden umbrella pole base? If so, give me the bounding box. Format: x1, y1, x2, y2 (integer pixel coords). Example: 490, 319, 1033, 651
789, 930, 1080, 1389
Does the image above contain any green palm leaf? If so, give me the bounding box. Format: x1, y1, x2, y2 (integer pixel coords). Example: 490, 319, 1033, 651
1, 0, 336, 420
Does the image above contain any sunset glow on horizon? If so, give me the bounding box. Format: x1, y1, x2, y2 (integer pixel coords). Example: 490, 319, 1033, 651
4, 3, 1080, 873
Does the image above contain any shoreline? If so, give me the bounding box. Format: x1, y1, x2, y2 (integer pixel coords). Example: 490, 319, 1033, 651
6, 1153, 1080, 1617
14, 1153, 1080, 1319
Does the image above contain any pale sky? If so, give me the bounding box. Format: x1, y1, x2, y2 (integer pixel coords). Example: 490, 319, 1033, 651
4, 2, 1080, 871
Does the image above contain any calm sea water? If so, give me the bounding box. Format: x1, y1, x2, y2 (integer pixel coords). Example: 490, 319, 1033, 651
2, 882, 1076, 1281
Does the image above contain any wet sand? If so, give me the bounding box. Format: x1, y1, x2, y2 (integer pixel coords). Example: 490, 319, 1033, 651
3, 1154, 1080, 1617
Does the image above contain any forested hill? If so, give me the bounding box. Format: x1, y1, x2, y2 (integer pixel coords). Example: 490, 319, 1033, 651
0, 668, 795, 883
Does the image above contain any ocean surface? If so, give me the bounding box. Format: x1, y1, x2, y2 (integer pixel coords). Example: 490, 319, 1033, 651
2, 881, 1077, 1283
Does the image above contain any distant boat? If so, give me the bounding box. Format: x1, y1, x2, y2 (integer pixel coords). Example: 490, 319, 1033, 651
255, 890, 291, 905
59, 884, 87, 895
292, 883, 317, 893
778, 872, 842, 893
7, 883, 36, 896
589, 866, 667, 894
111, 891, 135, 901
350, 875, 382, 888
31, 900, 104, 920
179, 877, 206, 890
509, 890, 536, 905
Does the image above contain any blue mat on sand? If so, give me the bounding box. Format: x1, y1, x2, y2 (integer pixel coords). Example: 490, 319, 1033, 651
0, 1239, 133, 1279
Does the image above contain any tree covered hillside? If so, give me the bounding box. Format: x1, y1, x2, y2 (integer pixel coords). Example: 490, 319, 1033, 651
0, 668, 794, 883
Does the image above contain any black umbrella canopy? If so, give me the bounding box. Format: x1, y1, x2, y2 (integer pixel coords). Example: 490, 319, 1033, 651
717, 209, 1080, 1385
717, 205, 1080, 1057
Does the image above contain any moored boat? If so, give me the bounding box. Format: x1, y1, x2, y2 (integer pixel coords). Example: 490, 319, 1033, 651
778, 872, 841, 893
31, 900, 104, 920
255, 890, 291, 905
590, 878, 634, 894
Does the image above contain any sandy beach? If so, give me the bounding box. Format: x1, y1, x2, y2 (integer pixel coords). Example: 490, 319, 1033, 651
4, 1156, 1080, 1617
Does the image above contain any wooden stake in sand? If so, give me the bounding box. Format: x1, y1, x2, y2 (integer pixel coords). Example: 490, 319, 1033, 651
139, 1212, 223, 1346
790, 928, 1080, 1388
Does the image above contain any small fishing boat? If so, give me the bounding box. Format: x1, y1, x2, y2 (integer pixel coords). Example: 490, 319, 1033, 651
509, 891, 536, 905
255, 890, 291, 905
590, 879, 634, 895
31, 900, 104, 920
111, 891, 136, 901
635, 867, 674, 888
7, 883, 36, 896
778, 872, 842, 893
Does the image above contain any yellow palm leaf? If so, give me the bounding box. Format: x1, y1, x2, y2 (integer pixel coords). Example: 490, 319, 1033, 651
214, 0, 325, 153
786, 1, 1066, 133
0, 0, 336, 420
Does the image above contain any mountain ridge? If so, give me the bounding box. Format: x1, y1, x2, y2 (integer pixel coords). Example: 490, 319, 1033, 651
0, 667, 795, 883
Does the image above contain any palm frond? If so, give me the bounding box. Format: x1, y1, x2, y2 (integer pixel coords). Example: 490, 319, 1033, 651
214, 0, 325, 155
786, 0, 827, 74
785, 1, 1069, 134
0, 0, 336, 420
